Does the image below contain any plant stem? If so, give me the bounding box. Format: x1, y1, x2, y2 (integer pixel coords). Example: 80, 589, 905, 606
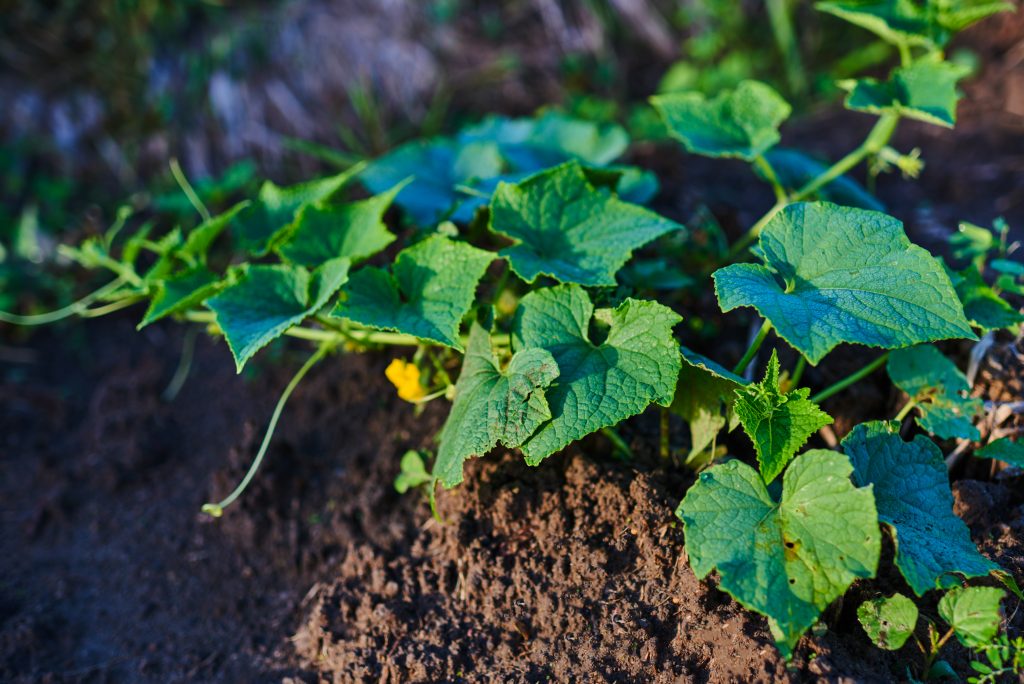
754, 155, 788, 203
732, 319, 772, 376
170, 158, 212, 222
79, 295, 144, 318
790, 355, 807, 387
726, 112, 901, 261
894, 397, 919, 423
795, 112, 901, 202
601, 426, 633, 460
809, 352, 889, 404
202, 342, 332, 517
0, 277, 127, 325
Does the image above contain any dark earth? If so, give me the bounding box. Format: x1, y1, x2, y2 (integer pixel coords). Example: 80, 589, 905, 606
3, 5, 1024, 684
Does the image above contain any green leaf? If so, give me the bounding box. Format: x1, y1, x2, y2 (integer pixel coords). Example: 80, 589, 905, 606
764, 148, 885, 211
651, 80, 792, 160
887, 345, 982, 440
363, 113, 634, 226
234, 168, 360, 256
460, 112, 629, 169
842, 421, 1000, 595
842, 60, 970, 128
208, 257, 350, 371
489, 161, 683, 286
513, 284, 682, 464
434, 312, 560, 488
858, 593, 919, 650
975, 438, 1024, 468
955, 265, 1024, 332
817, 0, 934, 47
734, 350, 833, 483
677, 451, 880, 658
938, 587, 1004, 648
362, 138, 505, 226
671, 347, 748, 460
138, 268, 227, 329
179, 200, 249, 263
332, 235, 493, 351
278, 182, 405, 267
394, 450, 434, 494
713, 202, 975, 365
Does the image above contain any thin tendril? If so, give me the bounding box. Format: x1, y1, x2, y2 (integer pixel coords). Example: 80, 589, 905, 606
0, 277, 127, 325
202, 342, 332, 517
170, 158, 212, 222
163, 327, 198, 402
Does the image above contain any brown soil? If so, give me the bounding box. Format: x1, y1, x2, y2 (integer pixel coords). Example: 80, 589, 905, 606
2, 311, 1023, 682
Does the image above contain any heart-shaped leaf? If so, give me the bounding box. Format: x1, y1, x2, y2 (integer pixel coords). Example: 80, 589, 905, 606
713, 202, 975, 364
842, 421, 1000, 595
331, 235, 493, 350
434, 311, 560, 488
651, 80, 792, 160
887, 345, 981, 440
513, 284, 682, 463
678, 450, 880, 658
489, 161, 683, 286
842, 60, 970, 128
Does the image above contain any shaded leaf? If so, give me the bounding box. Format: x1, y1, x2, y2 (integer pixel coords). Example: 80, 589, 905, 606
955, 265, 1024, 332
842, 421, 1000, 595
764, 148, 884, 211
671, 347, 748, 460
234, 168, 361, 256
975, 438, 1024, 468
888, 344, 982, 440
139, 268, 227, 329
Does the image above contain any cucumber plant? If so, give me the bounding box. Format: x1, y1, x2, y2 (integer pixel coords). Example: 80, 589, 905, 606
2, 0, 1021, 668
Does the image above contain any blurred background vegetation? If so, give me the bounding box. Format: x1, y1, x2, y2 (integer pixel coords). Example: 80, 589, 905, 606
1, 0, 1021, 307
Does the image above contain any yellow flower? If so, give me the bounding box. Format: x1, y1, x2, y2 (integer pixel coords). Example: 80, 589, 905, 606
385, 359, 426, 402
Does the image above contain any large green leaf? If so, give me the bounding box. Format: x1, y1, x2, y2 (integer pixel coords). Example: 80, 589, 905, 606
713, 202, 975, 364
842, 60, 970, 128
887, 345, 981, 440
362, 113, 636, 226
842, 421, 999, 595
234, 168, 360, 256
734, 350, 833, 483
817, 0, 1011, 47
975, 438, 1024, 468
857, 593, 919, 650
138, 268, 227, 329
677, 451, 880, 658
489, 161, 683, 286
207, 257, 350, 371
671, 347, 748, 460
938, 586, 1005, 648
817, 0, 934, 46
331, 235, 493, 351
434, 312, 560, 488
460, 112, 629, 169
361, 138, 505, 226
651, 80, 792, 160
277, 182, 405, 267
512, 285, 682, 463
